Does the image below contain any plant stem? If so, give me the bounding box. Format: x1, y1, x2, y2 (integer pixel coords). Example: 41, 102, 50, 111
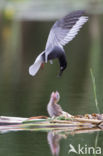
90, 68, 100, 114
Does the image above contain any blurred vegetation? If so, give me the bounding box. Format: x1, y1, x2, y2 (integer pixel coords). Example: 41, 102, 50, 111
0, 0, 103, 21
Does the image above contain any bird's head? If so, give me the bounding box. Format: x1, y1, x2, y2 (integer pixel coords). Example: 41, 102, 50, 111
58, 54, 67, 76
59, 62, 67, 76
51, 91, 60, 103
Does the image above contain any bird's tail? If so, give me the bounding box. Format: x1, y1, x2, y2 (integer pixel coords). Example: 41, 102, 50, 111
29, 53, 44, 76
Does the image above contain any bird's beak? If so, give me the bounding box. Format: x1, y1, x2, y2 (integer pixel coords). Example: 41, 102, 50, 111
58, 70, 63, 77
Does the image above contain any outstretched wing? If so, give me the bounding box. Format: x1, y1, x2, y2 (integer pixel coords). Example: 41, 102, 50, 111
45, 10, 88, 50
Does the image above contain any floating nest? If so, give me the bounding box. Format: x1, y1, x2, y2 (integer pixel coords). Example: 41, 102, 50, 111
0, 113, 103, 134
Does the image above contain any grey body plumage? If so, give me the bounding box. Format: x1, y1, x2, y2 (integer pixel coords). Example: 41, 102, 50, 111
47, 91, 63, 117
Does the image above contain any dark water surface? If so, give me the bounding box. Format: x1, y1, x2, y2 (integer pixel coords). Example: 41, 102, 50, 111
0, 7, 103, 156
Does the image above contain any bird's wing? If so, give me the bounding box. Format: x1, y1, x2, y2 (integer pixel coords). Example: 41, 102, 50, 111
45, 10, 88, 50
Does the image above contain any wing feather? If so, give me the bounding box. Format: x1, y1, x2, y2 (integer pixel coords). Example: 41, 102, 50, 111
45, 10, 88, 50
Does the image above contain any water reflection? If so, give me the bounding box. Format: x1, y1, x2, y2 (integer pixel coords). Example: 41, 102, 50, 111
0, 1, 103, 156
47, 129, 101, 156
47, 131, 61, 156
0, 122, 102, 156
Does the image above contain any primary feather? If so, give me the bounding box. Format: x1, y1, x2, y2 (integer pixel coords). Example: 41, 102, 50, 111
45, 10, 88, 51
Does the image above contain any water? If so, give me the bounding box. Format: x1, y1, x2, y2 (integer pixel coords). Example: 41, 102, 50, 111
0, 1, 103, 155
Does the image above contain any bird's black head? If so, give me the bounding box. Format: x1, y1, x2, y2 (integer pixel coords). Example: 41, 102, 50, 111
47, 46, 67, 76
58, 54, 67, 76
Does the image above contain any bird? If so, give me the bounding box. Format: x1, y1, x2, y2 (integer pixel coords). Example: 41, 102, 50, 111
29, 10, 88, 76
47, 91, 72, 118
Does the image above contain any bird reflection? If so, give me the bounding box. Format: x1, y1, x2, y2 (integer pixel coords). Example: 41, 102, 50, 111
47, 131, 67, 156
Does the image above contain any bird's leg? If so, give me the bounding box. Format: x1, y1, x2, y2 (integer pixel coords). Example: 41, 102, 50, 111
41, 63, 44, 69
51, 116, 55, 120
49, 60, 53, 64
49, 116, 55, 123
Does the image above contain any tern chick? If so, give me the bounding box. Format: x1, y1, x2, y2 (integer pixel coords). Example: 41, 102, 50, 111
47, 91, 72, 118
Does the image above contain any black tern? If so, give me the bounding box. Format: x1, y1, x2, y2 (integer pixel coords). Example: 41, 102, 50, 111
29, 10, 88, 76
